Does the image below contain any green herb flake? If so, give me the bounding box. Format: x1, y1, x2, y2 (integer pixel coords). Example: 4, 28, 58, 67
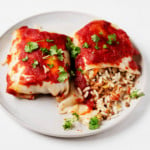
25, 42, 39, 53
66, 37, 73, 51
46, 39, 54, 42
117, 41, 119, 44
58, 66, 68, 82
91, 34, 100, 43
103, 44, 108, 49
99, 31, 103, 35
57, 48, 64, 61
77, 67, 84, 74
47, 64, 54, 68
58, 72, 68, 82
72, 113, 79, 121
57, 48, 63, 55
32, 60, 39, 68
71, 47, 80, 58
66, 37, 72, 47
66, 37, 80, 58
95, 43, 99, 50
49, 45, 64, 61
130, 89, 145, 99
58, 66, 65, 72
22, 56, 28, 62
91, 34, 100, 50
82, 42, 89, 48
49, 45, 58, 56
63, 113, 80, 130
40, 48, 49, 54
107, 33, 117, 45
89, 116, 100, 130
58, 55, 64, 61
63, 120, 73, 130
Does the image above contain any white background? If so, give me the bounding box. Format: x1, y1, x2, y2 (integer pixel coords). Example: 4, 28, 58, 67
0, 0, 150, 150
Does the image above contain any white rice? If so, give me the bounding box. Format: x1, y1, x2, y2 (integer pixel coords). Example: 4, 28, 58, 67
84, 91, 89, 98
83, 86, 90, 92
77, 67, 137, 121
77, 87, 82, 95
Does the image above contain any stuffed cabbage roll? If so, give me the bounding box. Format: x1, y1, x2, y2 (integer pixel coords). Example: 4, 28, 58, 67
59, 20, 142, 126
6, 26, 70, 99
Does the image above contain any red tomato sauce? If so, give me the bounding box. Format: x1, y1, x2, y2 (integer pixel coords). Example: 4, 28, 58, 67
6, 55, 12, 64
74, 70, 87, 90
8, 26, 69, 87
75, 20, 140, 90
75, 20, 139, 68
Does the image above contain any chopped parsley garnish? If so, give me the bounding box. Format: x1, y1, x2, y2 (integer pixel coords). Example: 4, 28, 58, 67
107, 33, 117, 45
99, 31, 103, 35
117, 41, 120, 44
49, 45, 58, 55
32, 60, 39, 68
40, 45, 64, 61
103, 44, 108, 49
89, 116, 100, 130
66, 37, 72, 48
130, 89, 145, 99
95, 43, 99, 50
22, 56, 28, 62
66, 37, 80, 58
47, 64, 54, 68
57, 49, 64, 61
91, 34, 100, 49
72, 113, 79, 120
58, 55, 64, 61
25, 42, 39, 53
82, 42, 89, 48
63, 120, 72, 130
58, 66, 65, 72
46, 39, 54, 42
63, 113, 79, 130
49, 45, 64, 61
58, 72, 68, 82
91, 34, 100, 42
40, 48, 49, 54
71, 47, 80, 58
77, 67, 84, 74
58, 66, 68, 82
57, 48, 64, 55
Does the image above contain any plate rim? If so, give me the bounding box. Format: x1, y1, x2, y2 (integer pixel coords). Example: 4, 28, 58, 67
0, 10, 98, 38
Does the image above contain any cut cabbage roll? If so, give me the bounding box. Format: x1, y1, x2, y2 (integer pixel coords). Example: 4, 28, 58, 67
59, 20, 142, 126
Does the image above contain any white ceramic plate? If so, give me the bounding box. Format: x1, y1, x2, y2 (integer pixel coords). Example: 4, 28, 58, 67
0, 11, 146, 138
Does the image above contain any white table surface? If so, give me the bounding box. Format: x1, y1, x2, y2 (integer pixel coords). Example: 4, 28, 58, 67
0, 0, 150, 149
